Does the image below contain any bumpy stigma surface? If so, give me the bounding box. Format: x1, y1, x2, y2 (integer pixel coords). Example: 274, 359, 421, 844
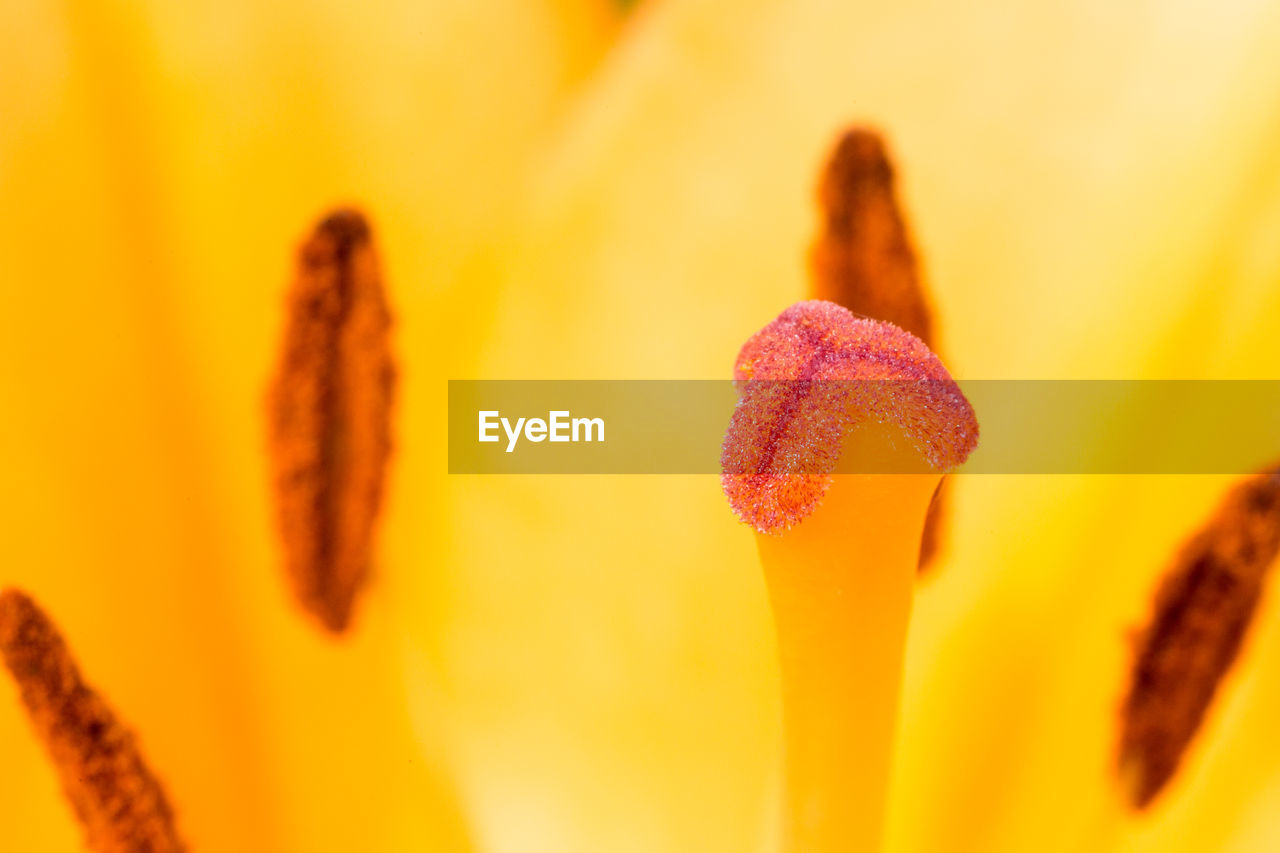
721, 300, 978, 533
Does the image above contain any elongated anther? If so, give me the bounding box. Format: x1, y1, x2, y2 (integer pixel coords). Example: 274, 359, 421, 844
268, 208, 396, 633
1119, 468, 1280, 809
0, 588, 187, 853
810, 128, 934, 343
810, 127, 948, 570
722, 300, 977, 852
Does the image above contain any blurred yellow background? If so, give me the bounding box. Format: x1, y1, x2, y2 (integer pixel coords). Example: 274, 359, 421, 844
3, 0, 1280, 850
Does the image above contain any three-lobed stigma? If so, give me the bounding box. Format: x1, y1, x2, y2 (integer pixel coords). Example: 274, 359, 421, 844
720, 300, 978, 534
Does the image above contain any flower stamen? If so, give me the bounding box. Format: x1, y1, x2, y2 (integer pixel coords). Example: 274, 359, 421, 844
0, 588, 187, 853
1119, 467, 1280, 808
810, 128, 934, 343
268, 208, 396, 633
810, 128, 949, 569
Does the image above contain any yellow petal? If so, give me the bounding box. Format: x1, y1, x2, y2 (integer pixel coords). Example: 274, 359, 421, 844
0, 0, 615, 848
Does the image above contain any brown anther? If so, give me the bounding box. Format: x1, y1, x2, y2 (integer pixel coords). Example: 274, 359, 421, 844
810, 128, 934, 343
1119, 468, 1280, 809
809, 127, 946, 569
0, 588, 187, 852
268, 208, 396, 633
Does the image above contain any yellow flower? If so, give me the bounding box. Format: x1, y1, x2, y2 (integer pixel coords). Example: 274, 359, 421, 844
4, 0, 1280, 851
